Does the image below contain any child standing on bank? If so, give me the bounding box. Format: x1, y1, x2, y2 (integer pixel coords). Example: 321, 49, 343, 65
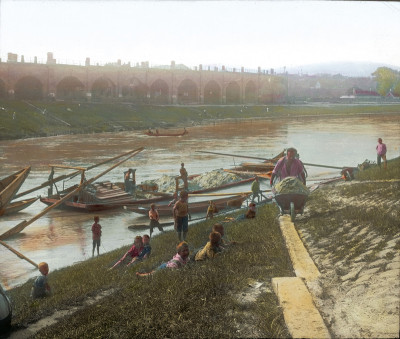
31, 262, 51, 299
92, 216, 102, 256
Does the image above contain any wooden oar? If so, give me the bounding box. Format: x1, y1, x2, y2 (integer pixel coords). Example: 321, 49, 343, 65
0, 148, 144, 240
196, 150, 354, 171
189, 191, 270, 197
0, 239, 38, 268
196, 150, 271, 161
14, 148, 143, 199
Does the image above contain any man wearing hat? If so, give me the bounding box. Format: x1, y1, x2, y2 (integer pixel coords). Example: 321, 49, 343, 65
270, 147, 306, 186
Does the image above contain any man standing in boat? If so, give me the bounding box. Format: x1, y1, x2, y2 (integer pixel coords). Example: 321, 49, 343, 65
270, 148, 306, 186
179, 163, 189, 190
251, 176, 266, 203
124, 169, 136, 194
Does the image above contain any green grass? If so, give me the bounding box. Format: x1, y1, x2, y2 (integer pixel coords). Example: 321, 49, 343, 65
8, 204, 292, 338
1, 99, 399, 140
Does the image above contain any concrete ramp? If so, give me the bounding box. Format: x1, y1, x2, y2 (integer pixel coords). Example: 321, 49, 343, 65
272, 277, 330, 339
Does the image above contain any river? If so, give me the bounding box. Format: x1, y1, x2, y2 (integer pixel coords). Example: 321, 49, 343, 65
1, 113, 399, 289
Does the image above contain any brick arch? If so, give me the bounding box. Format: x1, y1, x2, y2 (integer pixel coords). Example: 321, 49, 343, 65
204, 80, 221, 104
226, 81, 241, 104
15, 76, 43, 100
177, 79, 198, 104
91, 77, 116, 100
150, 79, 169, 104
121, 77, 149, 103
56, 76, 85, 100
244, 80, 257, 104
0, 78, 6, 98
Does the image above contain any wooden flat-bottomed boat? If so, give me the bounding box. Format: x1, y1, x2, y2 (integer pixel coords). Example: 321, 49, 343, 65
0, 167, 31, 216
145, 129, 188, 137
2, 197, 39, 216
126, 194, 249, 216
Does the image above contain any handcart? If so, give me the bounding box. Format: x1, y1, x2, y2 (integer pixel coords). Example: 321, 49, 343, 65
273, 192, 308, 222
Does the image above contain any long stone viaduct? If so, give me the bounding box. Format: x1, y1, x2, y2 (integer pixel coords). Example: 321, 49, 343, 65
0, 54, 278, 104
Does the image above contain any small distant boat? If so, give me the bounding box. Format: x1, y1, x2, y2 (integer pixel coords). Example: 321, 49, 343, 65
2, 197, 39, 216
0, 167, 31, 216
145, 129, 188, 137
126, 194, 249, 217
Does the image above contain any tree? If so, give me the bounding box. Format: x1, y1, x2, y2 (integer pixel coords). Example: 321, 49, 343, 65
372, 67, 400, 96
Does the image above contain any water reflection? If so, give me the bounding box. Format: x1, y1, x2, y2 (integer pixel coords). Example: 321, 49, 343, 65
0, 115, 399, 288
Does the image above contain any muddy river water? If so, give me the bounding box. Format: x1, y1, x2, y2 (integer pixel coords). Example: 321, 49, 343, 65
1, 113, 399, 289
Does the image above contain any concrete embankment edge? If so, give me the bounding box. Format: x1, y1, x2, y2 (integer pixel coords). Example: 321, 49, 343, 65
272, 215, 330, 338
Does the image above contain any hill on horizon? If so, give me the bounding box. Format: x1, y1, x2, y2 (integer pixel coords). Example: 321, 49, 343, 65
286, 61, 400, 77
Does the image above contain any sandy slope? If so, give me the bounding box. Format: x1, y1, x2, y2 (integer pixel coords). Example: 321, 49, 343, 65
296, 180, 400, 338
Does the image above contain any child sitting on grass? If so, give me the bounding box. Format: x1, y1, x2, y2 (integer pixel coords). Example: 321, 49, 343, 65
212, 223, 237, 248
136, 241, 190, 277
127, 234, 151, 267
110, 236, 144, 270
195, 231, 222, 261
31, 262, 51, 299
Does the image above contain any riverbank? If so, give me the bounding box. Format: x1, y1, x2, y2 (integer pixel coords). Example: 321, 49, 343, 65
3, 159, 399, 338
1, 100, 400, 140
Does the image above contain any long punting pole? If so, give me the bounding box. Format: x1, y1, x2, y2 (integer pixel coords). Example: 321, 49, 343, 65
14, 148, 143, 199
0, 148, 144, 241
0, 239, 38, 268
196, 150, 352, 170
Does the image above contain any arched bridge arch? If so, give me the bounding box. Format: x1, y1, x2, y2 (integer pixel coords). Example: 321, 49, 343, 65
177, 79, 198, 104
91, 77, 116, 100
150, 79, 169, 104
56, 76, 85, 100
15, 76, 43, 100
204, 80, 221, 104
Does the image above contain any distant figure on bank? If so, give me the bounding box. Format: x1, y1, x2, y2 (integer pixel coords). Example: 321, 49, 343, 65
173, 191, 190, 241
195, 231, 222, 261
376, 138, 387, 169
206, 200, 218, 219
149, 203, 163, 238
92, 216, 102, 257
251, 176, 266, 203
110, 236, 144, 269
31, 262, 51, 299
127, 234, 151, 267
270, 147, 306, 186
136, 241, 190, 277
179, 163, 189, 190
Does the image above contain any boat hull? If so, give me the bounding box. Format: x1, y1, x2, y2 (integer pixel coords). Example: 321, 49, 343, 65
2, 197, 39, 216
127, 195, 248, 216
0, 167, 31, 215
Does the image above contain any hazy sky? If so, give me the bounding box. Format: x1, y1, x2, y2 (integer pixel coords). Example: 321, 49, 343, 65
0, 0, 399, 70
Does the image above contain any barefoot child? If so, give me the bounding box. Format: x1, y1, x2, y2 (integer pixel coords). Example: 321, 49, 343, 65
110, 236, 144, 270
31, 262, 51, 299
195, 231, 222, 261
91, 216, 102, 256
136, 241, 190, 277
127, 234, 151, 267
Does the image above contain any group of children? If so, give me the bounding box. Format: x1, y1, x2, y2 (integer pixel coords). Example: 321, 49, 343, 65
30, 198, 254, 299
136, 222, 235, 277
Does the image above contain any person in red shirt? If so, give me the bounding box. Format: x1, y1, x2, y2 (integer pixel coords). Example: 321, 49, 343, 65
110, 236, 144, 270
91, 216, 102, 257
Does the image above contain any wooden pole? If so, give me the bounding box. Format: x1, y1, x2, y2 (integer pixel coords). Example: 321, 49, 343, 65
14, 148, 144, 199
0, 239, 38, 268
196, 150, 354, 171
0, 147, 144, 240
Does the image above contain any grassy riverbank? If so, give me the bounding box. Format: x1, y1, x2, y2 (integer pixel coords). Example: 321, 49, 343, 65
4, 159, 400, 338
1, 99, 399, 140
7, 204, 293, 338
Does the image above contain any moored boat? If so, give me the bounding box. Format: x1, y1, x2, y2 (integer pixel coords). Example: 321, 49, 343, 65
145, 129, 188, 137
126, 194, 249, 216
2, 197, 39, 216
0, 167, 31, 216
